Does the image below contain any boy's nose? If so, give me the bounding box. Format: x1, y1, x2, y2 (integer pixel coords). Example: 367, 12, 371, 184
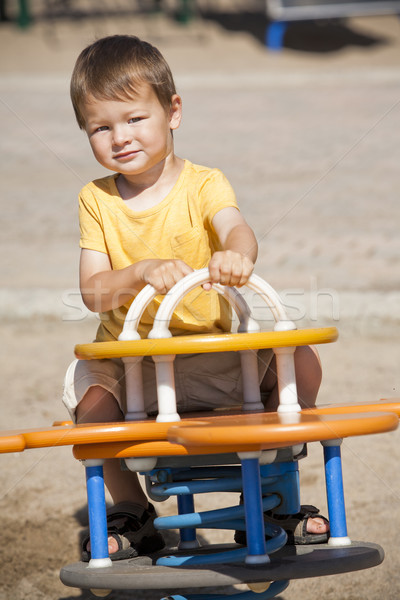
112, 125, 132, 147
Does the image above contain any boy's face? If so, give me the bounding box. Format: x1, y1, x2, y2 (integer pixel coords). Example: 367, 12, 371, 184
81, 83, 181, 177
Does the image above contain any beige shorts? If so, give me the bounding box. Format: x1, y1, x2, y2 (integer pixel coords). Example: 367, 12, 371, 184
62, 349, 274, 421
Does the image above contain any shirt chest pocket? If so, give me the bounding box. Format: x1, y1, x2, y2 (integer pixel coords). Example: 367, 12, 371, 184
170, 226, 211, 269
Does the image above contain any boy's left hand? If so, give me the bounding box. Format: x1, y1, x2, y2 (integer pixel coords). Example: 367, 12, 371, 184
205, 250, 254, 291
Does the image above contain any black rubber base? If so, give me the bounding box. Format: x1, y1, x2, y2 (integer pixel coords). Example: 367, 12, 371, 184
60, 541, 384, 592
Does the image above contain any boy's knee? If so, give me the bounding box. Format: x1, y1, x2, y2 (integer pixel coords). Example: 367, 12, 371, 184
294, 346, 322, 407
294, 344, 320, 369
76, 385, 123, 424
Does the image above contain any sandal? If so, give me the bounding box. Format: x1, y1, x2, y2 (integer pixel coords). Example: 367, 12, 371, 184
82, 501, 165, 561
235, 504, 329, 546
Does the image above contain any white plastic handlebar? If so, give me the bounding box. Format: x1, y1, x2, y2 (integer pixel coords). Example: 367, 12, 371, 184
119, 269, 300, 422
119, 270, 261, 341
148, 269, 289, 339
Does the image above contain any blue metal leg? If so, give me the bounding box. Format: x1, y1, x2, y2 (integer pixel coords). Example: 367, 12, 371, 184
265, 21, 288, 51
178, 494, 199, 548
322, 441, 351, 546
240, 454, 269, 564
84, 459, 112, 567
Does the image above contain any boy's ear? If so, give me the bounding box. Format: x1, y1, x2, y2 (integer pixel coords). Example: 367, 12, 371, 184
169, 94, 182, 130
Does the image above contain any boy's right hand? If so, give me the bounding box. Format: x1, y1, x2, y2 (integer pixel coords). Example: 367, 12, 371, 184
140, 259, 193, 295
80, 250, 193, 312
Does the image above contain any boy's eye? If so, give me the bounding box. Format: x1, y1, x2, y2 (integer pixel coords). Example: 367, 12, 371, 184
96, 125, 109, 132
129, 117, 142, 124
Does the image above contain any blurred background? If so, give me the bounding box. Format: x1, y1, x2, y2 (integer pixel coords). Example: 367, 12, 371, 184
1, 1, 399, 328
0, 3, 400, 600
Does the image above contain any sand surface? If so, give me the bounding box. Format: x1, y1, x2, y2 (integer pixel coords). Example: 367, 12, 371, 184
0, 5, 400, 599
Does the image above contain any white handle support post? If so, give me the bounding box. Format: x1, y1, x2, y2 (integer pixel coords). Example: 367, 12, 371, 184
152, 354, 180, 422
235, 291, 262, 410
274, 320, 301, 414
118, 328, 147, 421
123, 357, 147, 421
239, 350, 264, 411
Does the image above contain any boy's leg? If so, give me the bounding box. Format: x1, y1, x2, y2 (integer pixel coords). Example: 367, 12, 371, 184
260, 345, 328, 536
76, 385, 149, 554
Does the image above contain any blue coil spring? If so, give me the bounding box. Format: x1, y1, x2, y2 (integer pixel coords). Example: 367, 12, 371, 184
145, 465, 291, 599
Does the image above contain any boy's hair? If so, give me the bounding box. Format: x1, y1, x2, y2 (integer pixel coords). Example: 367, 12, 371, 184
70, 35, 177, 129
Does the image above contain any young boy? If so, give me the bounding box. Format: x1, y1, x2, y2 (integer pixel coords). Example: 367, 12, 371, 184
63, 34, 328, 561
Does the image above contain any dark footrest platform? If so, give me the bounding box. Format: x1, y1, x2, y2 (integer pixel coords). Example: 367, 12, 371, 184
60, 541, 384, 591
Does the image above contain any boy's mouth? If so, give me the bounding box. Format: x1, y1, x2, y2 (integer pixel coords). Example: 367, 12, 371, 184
114, 150, 139, 160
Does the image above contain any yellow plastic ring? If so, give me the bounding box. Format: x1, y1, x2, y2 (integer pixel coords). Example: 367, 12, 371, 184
75, 327, 338, 360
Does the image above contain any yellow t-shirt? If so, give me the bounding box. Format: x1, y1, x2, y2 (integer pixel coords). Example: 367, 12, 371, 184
79, 160, 239, 341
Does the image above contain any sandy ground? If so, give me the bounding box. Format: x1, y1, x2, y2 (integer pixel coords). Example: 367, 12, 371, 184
0, 4, 400, 599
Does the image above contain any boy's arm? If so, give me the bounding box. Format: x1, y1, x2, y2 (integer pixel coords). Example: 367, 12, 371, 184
208, 207, 258, 288
80, 248, 192, 313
